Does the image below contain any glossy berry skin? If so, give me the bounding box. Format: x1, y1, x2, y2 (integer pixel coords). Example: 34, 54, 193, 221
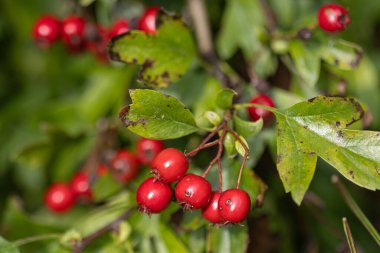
138, 7, 159, 34
202, 192, 224, 223
175, 174, 212, 210
108, 19, 129, 39
62, 15, 86, 51
318, 4, 350, 32
32, 15, 61, 47
44, 183, 75, 213
136, 177, 172, 213
247, 94, 275, 126
218, 189, 251, 223
137, 138, 164, 166
151, 148, 189, 183
70, 172, 92, 200
111, 150, 140, 182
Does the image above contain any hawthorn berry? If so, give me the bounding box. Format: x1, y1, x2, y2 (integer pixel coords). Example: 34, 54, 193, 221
175, 174, 212, 210
108, 19, 130, 39
138, 6, 159, 34
44, 183, 75, 213
218, 189, 251, 223
111, 150, 140, 182
84, 23, 108, 61
247, 94, 275, 126
151, 148, 189, 183
318, 4, 350, 32
137, 138, 164, 166
202, 191, 224, 223
136, 177, 172, 213
62, 15, 86, 52
70, 171, 92, 200
32, 15, 61, 48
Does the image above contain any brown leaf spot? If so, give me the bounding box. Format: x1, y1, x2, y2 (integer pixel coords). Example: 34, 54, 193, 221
276, 154, 283, 164
337, 130, 343, 138
335, 121, 341, 127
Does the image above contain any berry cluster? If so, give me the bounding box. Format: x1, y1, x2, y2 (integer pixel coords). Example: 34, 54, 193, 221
44, 137, 164, 213
32, 6, 159, 61
136, 147, 252, 224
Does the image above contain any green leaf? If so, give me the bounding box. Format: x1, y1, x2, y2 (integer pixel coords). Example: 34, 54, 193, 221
109, 13, 196, 88
217, 0, 264, 59
289, 40, 321, 87
208, 225, 248, 253
275, 96, 380, 205
121, 89, 199, 139
92, 173, 123, 201
320, 39, 363, 70
235, 135, 249, 158
0, 236, 20, 253
224, 132, 237, 157
233, 113, 263, 138
215, 88, 236, 109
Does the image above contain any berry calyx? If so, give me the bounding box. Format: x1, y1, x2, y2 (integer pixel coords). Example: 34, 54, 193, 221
138, 7, 159, 34
136, 177, 172, 213
202, 191, 224, 223
111, 150, 140, 182
108, 19, 129, 39
218, 189, 251, 223
62, 15, 86, 52
175, 174, 212, 210
318, 4, 350, 32
151, 148, 189, 183
32, 15, 61, 48
70, 171, 92, 200
137, 138, 164, 166
44, 183, 75, 213
247, 94, 275, 126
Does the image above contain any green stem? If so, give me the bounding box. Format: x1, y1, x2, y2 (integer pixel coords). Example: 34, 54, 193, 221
4, 233, 61, 249
342, 217, 357, 253
332, 175, 380, 246
234, 103, 279, 114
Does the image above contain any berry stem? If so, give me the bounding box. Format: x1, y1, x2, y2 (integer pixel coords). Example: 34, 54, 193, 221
201, 127, 227, 178
226, 128, 249, 189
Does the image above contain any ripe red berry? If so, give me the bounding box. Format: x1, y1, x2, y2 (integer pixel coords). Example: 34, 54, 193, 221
247, 94, 275, 126
62, 15, 86, 52
136, 177, 172, 213
44, 183, 75, 213
84, 23, 109, 62
138, 7, 160, 34
318, 4, 350, 32
202, 192, 224, 223
137, 138, 164, 166
175, 174, 212, 210
218, 189, 251, 223
111, 150, 140, 182
151, 148, 189, 183
32, 15, 61, 48
108, 19, 130, 39
70, 171, 92, 200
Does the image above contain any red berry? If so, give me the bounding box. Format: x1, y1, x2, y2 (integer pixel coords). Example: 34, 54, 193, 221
218, 189, 251, 223
62, 15, 86, 52
84, 23, 109, 62
111, 150, 140, 182
108, 19, 129, 38
247, 94, 275, 126
151, 148, 189, 183
136, 177, 172, 213
175, 174, 211, 210
202, 192, 224, 223
32, 15, 61, 47
318, 4, 350, 32
138, 7, 159, 34
44, 183, 74, 213
70, 171, 92, 200
137, 138, 164, 166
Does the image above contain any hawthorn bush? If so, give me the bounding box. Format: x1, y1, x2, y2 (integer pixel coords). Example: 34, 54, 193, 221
0, 0, 379, 252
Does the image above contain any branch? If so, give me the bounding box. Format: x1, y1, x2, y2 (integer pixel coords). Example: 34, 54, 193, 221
72, 207, 136, 253
259, 0, 277, 33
